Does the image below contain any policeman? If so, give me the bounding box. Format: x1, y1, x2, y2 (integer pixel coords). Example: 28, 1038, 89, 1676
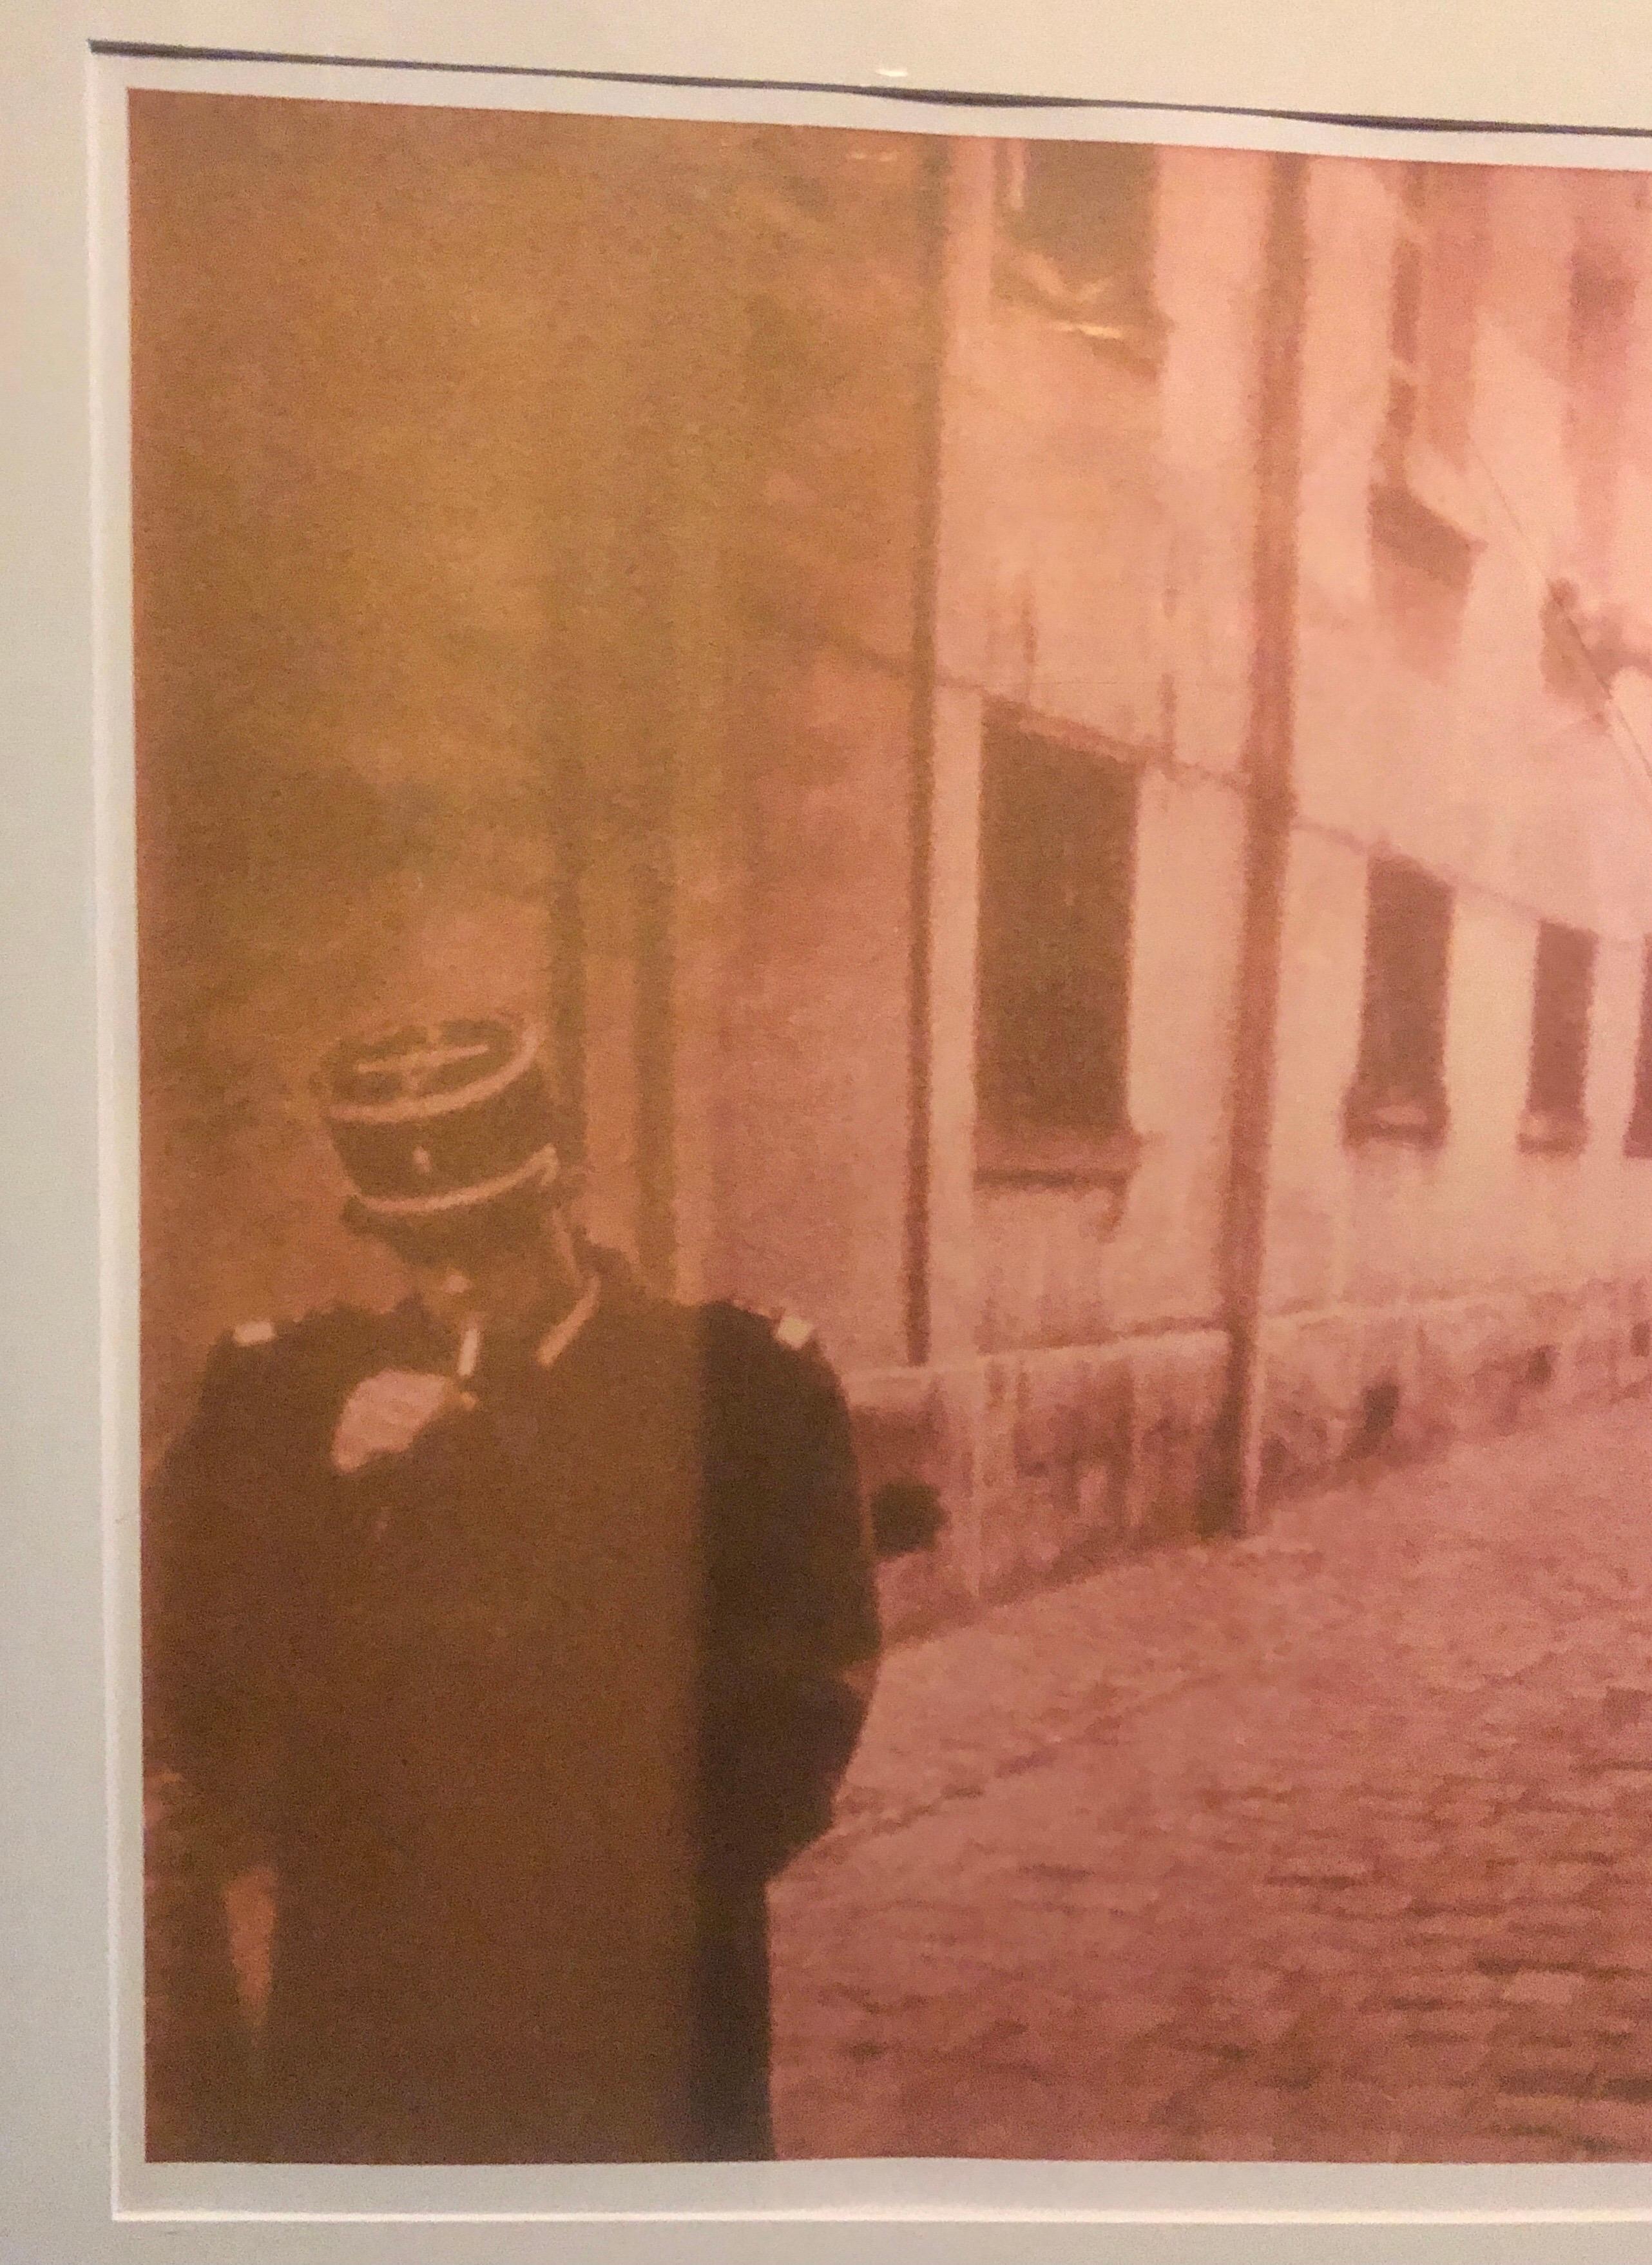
142, 1016, 881, 2166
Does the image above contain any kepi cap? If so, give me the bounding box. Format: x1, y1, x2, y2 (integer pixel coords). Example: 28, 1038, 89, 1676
316, 1016, 565, 1248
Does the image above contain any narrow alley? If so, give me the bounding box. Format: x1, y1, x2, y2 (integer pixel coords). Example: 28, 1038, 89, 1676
772, 1393, 1652, 2163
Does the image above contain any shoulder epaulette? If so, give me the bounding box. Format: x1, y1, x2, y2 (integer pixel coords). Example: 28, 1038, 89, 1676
704, 1297, 827, 1363
225, 1306, 369, 1356
724, 1301, 818, 1353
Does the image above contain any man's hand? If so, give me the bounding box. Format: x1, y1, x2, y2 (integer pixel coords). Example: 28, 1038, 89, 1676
330, 1369, 474, 1476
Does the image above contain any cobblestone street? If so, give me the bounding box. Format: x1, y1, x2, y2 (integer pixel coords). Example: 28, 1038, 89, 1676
771, 1391, 1652, 2163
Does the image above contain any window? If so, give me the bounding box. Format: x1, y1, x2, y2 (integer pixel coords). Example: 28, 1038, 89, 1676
1535, 186, 1645, 703
1566, 189, 1638, 575
1370, 164, 1488, 588
994, 139, 1161, 363
975, 713, 1140, 1182
1343, 856, 1453, 1146
1382, 165, 1486, 473
1625, 941, 1652, 1157
1521, 921, 1595, 1153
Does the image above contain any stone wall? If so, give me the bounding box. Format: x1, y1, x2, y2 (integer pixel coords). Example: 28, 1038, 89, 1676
857, 1272, 1652, 1643
850, 1326, 1227, 1643
1258, 1275, 1652, 1498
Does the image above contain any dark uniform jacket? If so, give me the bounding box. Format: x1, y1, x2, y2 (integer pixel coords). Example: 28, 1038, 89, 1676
142, 1252, 879, 2166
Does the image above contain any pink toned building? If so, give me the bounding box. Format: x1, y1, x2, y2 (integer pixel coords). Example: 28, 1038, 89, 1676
698, 133, 1652, 1636
135, 99, 1652, 1637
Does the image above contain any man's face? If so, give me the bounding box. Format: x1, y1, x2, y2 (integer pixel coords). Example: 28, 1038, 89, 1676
403, 1192, 585, 1352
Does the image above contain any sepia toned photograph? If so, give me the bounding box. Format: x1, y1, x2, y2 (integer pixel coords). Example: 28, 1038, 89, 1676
131, 84, 1652, 2173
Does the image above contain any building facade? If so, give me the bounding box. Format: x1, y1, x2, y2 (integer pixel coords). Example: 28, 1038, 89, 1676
695, 134, 1652, 1637
133, 100, 1652, 1640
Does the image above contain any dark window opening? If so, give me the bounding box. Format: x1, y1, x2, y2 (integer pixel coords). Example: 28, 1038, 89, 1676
1525, 1345, 1556, 1389
975, 713, 1140, 1183
1521, 920, 1595, 1153
1349, 1379, 1402, 1458
1567, 188, 1639, 574
1380, 167, 1428, 474
1631, 1320, 1651, 1359
1344, 856, 1452, 1146
1389, 166, 1486, 471
1624, 943, 1652, 1158
1568, 248, 1636, 401
995, 140, 1162, 363
1370, 164, 1487, 590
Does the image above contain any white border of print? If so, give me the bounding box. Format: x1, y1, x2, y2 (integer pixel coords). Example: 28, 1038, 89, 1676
9, 0, 1652, 2256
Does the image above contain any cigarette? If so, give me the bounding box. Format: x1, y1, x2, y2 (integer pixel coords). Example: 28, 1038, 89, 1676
456, 1322, 481, 1383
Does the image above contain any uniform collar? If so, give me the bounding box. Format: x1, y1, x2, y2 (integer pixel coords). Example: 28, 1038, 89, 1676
534, 1272, 601, 1373
401, 1271, 602, 1378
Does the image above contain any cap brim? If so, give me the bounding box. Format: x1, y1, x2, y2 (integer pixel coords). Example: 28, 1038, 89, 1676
341, 1171, 559, 1262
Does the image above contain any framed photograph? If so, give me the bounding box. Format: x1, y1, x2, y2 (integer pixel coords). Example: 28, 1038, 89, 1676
10, 1, 1652, 2258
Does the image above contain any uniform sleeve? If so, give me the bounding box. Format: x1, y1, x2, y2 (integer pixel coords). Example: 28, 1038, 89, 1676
699, 1311, 881, 1885
141, 1340, 283, 2159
